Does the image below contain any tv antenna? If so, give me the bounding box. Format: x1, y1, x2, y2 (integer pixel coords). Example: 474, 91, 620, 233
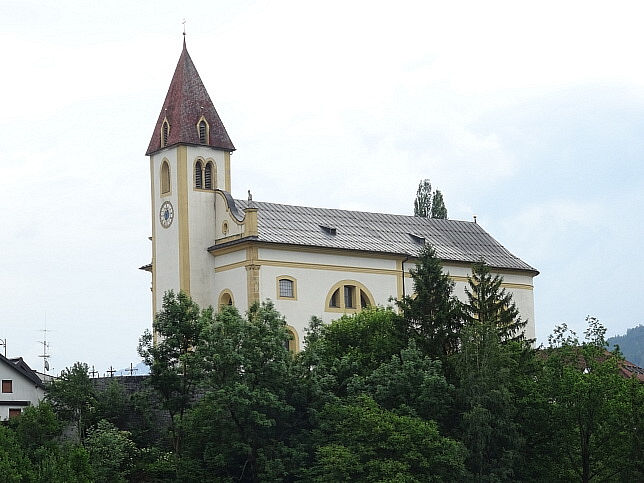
37, 319, 52, 373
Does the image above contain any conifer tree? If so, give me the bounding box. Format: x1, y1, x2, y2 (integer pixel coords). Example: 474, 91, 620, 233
463, 260, 532, 345
396, 244, 462, 360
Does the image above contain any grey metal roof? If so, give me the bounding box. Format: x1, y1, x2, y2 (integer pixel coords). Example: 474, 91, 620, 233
232, 199, 537, 273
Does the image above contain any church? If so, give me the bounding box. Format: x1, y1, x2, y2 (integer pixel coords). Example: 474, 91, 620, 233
141, 40, 538, 350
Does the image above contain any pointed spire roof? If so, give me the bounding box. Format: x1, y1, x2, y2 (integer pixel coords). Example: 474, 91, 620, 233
146, 40, 235, 155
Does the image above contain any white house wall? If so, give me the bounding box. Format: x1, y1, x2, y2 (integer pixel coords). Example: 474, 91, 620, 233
0, 365, 44, 420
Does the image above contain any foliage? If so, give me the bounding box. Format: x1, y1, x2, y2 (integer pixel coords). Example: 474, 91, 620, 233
396, 244, 463, 362
455, 321, 533, 480
431, 189, 448, 219
0, 424, 35, 482
310, 395, 466, 482
522, 318, 644, 482
347, 341, 453, 426
463, 260, 532, 345
607, 323, 644, 366
301, 307, 406, 396
85, 419, 138, 483
10, 402, 62, 452
45, 361, 96, 441
180, 301, 304, 482
138, 290, 210, 454
414, 178, 448, 219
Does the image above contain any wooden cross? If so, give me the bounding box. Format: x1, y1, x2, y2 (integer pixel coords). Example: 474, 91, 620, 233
105, 366, 116, 377
89, 365, 99, 378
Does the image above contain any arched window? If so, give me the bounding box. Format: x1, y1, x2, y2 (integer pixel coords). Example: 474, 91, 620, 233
204, 162, 213, 189
218, 289, 234, 308
276, 276, 297, 300
198, 119, 208, 144
161, 119, 170, 147
160, 161, 170, 195
284, 326, 299, 353
325, 280, 374, 313
195, 160, 203, 189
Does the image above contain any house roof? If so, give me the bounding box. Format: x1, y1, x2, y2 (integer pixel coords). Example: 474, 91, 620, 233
212, 197, 538, 274
0, 354, 44, 388
146, 39, 235, 155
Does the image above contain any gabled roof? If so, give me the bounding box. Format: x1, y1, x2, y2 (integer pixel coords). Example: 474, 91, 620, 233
211, 197, 538, 274
0, 354, 44, 388
146, 39, 235, 155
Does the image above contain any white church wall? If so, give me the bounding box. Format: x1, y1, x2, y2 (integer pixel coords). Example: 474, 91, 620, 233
214, 265, 248, 311
185, 146, 219, 310
257, 249, 400, 343
151, 150, 180, 313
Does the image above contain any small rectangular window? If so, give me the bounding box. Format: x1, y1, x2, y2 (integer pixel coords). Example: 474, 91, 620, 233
279, 279, 294, 298
8, 408, 21, 419
2, 380, 12, 393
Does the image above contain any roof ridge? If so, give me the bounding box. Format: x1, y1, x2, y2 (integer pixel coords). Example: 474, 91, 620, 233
234, 198, 475, 224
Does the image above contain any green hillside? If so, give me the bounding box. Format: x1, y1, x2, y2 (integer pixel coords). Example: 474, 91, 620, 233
608, 324, 644, 366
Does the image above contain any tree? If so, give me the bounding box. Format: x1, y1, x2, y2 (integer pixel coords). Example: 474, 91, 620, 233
180, 302, 304, 482
45, 362, 96, 441
85, 420, 137, 483
138, 290, 211, 455
462, 260, 532, 345
431, 190, 447, 219
346, 341, 453, 428
301, 308, 406, 397
309, 395, 466, 482
414, 179, 448, 219
523, 318, 644, 482
396, 244, 463, 362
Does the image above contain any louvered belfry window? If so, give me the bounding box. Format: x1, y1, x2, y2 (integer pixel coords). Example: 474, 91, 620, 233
199, 120, 207, 144
162, 120, 170, 147
195, 161, 203, 189
204, 162, 213, 189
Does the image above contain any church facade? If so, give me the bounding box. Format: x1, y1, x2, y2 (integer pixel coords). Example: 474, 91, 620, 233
142, 41, 538, 350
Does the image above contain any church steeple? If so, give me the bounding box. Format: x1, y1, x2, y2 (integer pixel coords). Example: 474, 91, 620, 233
146, 40, 235, 155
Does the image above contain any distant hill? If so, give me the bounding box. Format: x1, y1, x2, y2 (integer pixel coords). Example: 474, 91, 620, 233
607, 325, 644, 367
116, 361, 150, 376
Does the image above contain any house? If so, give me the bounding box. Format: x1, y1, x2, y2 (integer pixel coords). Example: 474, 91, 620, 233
141, 39, 538, 349
0, 354, 45, 420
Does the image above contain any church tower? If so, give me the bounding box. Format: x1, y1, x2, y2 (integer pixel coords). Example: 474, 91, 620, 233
146, 39, 235, 316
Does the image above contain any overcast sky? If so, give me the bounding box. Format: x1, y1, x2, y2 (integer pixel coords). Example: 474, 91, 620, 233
1, 0, 643, 374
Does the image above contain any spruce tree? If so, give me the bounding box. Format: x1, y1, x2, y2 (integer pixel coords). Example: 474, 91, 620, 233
463, 260, 532, 345
396, 244, 462, 360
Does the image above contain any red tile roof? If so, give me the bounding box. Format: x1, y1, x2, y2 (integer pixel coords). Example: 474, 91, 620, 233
146, 39, 235, 155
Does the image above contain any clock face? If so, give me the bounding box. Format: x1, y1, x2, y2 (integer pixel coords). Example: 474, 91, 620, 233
159, 201, 174, 228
